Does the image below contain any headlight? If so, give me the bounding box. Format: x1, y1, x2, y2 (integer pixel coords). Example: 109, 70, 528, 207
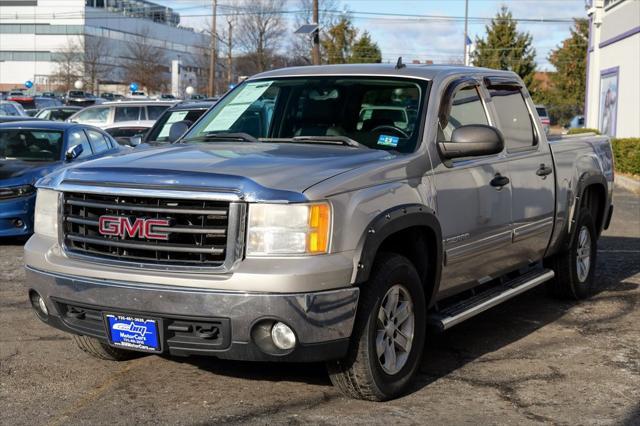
0, 184, 35, 200
34, 189, 60, 239
246, 202, 331, 256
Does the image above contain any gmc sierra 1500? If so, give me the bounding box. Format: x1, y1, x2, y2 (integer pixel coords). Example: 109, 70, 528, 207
24, 64, 614, 401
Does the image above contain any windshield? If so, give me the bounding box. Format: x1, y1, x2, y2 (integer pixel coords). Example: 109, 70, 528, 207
186, 77, 427, 152
0, 104, 21, 116
147, 108, 207, 143
0, 129, 63, 161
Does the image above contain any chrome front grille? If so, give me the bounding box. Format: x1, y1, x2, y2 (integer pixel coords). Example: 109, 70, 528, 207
61, 192, 237, 268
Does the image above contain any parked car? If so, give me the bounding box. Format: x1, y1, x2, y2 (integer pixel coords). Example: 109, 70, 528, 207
41, 92, 58, 99
24, 65, 613, 401
0, 121, 122, 237
135, 100, 215, 146
100, 93, 125, 101
535, 104, 551, 134
565, 115, 586, 132
8, 94, 61, 111
66, 101, 175, 128
127, 91, 149, 100
34, 106, 83, 122
103, 120, 155, 146
0, 101, 28, 117
64, 91, 103, 107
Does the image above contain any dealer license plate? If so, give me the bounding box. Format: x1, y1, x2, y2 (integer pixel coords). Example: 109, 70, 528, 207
105, 313, 160, 352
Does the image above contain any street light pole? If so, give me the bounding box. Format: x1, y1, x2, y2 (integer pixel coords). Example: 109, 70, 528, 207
463, 0, 469, 66
208, 0, 217, 97
312, 0, 320, 65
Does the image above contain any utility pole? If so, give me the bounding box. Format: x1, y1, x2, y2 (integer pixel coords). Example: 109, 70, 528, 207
227, 18, 233, 88
208, 0, 217, 97
463, 0, 469, 66
311, 0, 320, 65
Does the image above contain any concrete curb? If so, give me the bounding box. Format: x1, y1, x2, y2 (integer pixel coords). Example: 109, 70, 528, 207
615, 174, 640, 195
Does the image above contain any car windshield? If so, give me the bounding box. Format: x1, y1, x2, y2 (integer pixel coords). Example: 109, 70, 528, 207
0, 129, 63, 161
185, 77, 427, 152
147, 108, 208, 143
0, 104, 20, 116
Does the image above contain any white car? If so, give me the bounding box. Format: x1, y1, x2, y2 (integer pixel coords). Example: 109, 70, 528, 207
103, 120, 155, 146
66, 101, 176, 129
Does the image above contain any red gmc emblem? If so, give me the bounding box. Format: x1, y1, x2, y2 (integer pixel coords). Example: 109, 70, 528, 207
98, 216, 170, 240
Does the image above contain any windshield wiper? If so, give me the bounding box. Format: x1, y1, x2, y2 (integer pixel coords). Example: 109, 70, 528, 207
262, 135, 367, 148
180, 132, 260, 143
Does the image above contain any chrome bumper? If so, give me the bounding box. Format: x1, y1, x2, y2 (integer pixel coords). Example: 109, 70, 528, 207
25, 266, 359, 361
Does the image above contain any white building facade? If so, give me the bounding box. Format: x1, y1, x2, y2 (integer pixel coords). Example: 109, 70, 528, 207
585, 0, 640, 138
0, 0, 209, 94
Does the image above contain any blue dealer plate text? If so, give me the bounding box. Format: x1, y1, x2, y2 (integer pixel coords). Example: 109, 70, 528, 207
106, 314, 160, 352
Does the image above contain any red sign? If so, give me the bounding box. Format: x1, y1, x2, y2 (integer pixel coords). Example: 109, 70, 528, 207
98, 216, 170, 240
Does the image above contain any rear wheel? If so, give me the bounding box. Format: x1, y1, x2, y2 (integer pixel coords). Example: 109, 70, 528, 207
548, 207, 597, 299
327, 253, 426, 401
73, 335, 140, 361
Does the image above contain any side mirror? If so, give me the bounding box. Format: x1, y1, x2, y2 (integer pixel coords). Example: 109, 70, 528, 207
168, 120, 192, 143
130, 135, 143, 146
438, 124, 504, 159
65, 143, 83, 161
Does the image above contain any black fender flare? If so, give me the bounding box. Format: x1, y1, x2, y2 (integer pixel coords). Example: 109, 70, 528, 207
571, 172, 609, 238
354, 204, 443, 306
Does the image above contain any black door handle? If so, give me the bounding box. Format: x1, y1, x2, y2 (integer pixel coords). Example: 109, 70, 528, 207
490, 174, 510, 188
536, 164, 553, 177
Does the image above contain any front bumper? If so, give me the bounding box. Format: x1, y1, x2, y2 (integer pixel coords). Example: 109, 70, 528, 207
0, 193, 35, 237
25, 266, 359, 362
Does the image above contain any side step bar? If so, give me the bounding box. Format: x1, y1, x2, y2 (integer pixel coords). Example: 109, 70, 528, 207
429, 269, 555, 331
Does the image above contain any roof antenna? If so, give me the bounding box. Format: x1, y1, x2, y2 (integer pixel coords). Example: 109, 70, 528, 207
395, 56, 406, 70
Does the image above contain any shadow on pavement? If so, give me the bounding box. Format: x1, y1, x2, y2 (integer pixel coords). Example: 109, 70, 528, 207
172, 234, 639, 398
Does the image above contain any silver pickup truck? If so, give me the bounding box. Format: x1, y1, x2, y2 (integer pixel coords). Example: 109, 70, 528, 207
24, 64, 614, 401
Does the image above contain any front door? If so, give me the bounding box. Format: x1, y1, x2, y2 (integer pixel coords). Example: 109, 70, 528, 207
434, 79, 514, 297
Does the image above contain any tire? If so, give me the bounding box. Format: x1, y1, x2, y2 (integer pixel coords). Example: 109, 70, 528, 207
73, 335, 140, 361
547, 207, 598, 299
327, 253, 426, 401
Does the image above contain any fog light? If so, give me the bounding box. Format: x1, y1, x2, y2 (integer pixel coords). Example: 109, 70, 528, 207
38, 296, 49, 315
271, 322, 296, 350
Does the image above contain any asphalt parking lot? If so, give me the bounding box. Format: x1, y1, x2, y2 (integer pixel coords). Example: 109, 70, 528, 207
1, 186, 638, 425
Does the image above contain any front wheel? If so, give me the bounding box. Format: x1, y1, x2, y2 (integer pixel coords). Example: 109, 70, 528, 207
327, 253, 426, 401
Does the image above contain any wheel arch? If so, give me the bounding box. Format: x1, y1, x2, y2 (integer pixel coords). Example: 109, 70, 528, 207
573, 173, 608, 238
354, 204, 443, 308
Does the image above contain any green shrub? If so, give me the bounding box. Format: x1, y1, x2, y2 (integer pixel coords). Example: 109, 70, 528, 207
612, 138, 640, 176
567, 128, 600, 135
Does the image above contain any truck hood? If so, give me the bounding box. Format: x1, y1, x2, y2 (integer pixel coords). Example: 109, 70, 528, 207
42, 143, 394, 201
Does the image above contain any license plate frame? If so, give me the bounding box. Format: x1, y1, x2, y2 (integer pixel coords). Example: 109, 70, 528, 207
104, 313, 162, 353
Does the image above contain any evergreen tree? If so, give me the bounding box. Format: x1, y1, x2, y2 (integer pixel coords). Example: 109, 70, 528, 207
472, 6, 537, 91
321, 16, 357, 64
542, 19, 589, 125
349, 31, 382, 63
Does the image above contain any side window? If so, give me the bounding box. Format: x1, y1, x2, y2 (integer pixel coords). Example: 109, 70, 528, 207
86, 129, 110, 153
74, 107, 110, 123
114, 106, 142, 122
147, 105, 170, 120
439, 85, 488, 141
488, 87, 535, 150
68, 130, 92, 158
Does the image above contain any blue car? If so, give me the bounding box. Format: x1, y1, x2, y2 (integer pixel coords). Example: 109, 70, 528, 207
0, 121, 123, 238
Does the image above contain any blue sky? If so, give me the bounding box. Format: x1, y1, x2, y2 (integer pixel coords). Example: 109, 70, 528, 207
157, 0, 587, 71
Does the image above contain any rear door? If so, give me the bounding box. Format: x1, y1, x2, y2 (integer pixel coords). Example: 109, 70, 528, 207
485, 78, 555, 266
435, 78, 514, 296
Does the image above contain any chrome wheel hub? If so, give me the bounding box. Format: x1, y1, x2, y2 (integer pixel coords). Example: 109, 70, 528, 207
376, 284, 415, 375
576, 226, 592, 282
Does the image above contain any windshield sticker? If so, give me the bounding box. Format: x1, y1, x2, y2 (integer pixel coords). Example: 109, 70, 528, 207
377, 134, 399, 147
158, 111, 189, 138
204, 81, 273, 132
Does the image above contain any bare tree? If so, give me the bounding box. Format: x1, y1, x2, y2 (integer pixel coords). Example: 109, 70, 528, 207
82, 36, 113, 95
121, 29, 168, 93
236, 0, 286, 73
51, 40, 82, 92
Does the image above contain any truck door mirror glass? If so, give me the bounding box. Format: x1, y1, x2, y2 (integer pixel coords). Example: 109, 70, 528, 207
65, 143, 84, 161
168, 120, 192, 143
438, 124, 504, 159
